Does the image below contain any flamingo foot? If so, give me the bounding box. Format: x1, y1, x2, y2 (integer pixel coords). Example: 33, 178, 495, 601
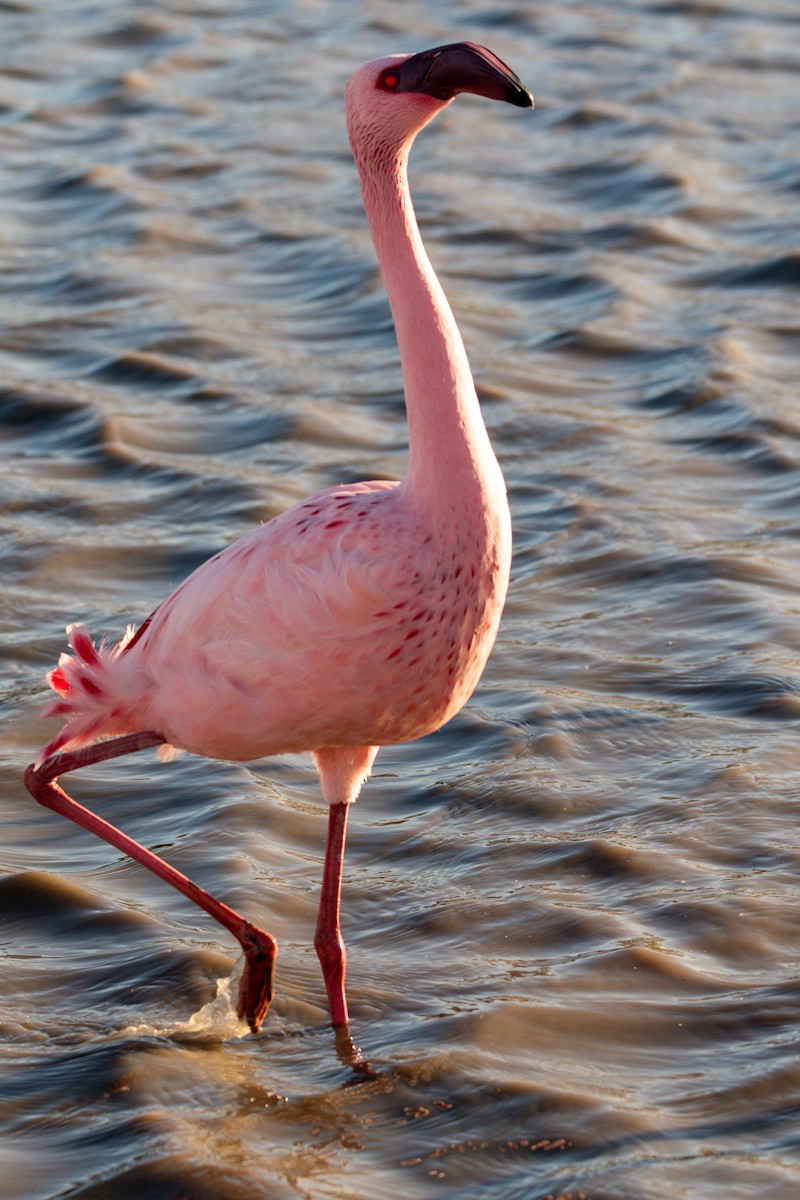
236, 923, 278, 1034
334, 1023, 379, 1078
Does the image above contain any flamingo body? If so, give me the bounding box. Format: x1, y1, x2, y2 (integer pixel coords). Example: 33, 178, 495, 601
27, 43, 533, 1034
44, 471, 508, 769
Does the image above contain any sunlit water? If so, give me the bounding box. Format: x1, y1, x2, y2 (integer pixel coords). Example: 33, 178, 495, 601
1, 1, 799, 1197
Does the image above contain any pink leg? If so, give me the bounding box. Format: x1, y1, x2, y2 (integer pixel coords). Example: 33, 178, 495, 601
24, 733, 277, 1034
314, 801, 350, 1027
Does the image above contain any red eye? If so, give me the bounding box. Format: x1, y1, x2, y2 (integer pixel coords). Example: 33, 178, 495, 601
381, 71, 399, 90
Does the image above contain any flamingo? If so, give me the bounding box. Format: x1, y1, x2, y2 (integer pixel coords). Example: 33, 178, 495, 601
24, 43, 533, 1036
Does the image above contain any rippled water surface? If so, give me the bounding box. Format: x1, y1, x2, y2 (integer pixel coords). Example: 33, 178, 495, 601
2, 1, 799, 1197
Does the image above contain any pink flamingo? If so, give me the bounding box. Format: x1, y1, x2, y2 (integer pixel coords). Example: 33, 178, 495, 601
25, 43, 533, 1035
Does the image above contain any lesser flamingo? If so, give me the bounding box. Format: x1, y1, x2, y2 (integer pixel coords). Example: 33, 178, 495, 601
25, 43, 533, 1036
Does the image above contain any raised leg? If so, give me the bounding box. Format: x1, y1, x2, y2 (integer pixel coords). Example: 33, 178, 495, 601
314, 800, 350, 1027
24, 733, 277, 1033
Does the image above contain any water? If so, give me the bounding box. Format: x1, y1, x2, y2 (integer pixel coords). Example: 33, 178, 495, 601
1, 1, 799, 1196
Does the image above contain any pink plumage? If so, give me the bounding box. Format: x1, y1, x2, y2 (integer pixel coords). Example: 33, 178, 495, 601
26, 43, 533, 1038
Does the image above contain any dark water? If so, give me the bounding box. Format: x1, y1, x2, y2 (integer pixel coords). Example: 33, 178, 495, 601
2, 1, 799, 1197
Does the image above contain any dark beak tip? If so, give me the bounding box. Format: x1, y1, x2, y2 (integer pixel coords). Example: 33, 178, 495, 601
399, 42, 534, 111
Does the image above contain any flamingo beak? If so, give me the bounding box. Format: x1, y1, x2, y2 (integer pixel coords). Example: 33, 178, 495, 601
393, 42, 533, 109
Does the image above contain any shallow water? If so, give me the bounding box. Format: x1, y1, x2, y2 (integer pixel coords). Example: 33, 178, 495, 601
2, 1, 799, 1197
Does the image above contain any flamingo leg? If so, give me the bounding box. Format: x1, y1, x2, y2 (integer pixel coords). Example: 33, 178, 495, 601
314, 800, 350, 1027
24, 733, 277, 1034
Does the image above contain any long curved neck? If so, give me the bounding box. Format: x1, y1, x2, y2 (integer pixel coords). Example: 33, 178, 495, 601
355, 140, 504, 509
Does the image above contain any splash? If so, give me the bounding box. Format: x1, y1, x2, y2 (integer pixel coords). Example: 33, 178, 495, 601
179, 964, 253, 1040
124, 961, 252, 1041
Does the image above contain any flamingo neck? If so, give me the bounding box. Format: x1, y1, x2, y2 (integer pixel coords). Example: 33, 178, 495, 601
355, 140, 504, 509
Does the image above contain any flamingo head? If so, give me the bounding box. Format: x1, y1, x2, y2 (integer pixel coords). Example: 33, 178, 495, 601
346, 42, 533, 164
